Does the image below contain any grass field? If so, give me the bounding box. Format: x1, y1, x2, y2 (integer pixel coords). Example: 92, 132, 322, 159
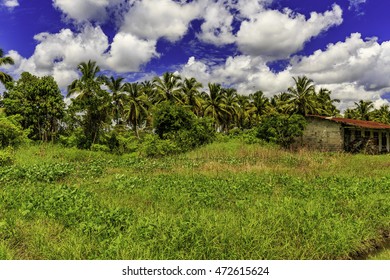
0, 139, 389, 259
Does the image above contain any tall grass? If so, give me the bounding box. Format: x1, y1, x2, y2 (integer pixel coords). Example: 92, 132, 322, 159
0, 140, 389, 259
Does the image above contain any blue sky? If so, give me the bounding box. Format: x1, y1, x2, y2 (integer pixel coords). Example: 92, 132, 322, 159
1, 0, 390, 110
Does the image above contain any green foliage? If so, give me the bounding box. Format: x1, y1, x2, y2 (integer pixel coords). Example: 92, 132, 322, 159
3, 72, 65, 141
150, 102, 215, 156
90, 144, 111, 153
141, 134, 180, 157
153, 101, 195, 138
0, 115, 26, 148
167, 117, 215, 150
103, 130, 138, 155
67, 61, 112, 149
0, 143, 389, 259
257, 113, 306, 148
0, 146, 14, 166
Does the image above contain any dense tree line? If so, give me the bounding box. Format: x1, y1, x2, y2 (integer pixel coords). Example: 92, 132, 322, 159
1, 48, 390, 154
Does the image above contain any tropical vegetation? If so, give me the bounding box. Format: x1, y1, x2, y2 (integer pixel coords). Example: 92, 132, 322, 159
0, 56, 389, 260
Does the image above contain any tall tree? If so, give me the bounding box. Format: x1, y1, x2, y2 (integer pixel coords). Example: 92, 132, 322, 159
123, 82, 149, 138
0, 48, 14, 87
3, 72, 65, 141
153, 72, 183, 104
181, 77, 203, 116
371, 105, 390, 124
67, 60, 111, 148
353, 100, 374, 121
222, 88, 239, 132
316, 88, 340, 116
237, 94, 255, 129
103, 76, 126, 125
203, 83, 229, 131
286, 76, 317, 116
249, 90, 269, 123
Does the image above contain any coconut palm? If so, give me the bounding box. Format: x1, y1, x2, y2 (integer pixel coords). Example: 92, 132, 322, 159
353, 100, 374, 121
316, 88, 340, 116
181, 77, 203, 116
270, 92, 291, 114
286, 76, 317, 116
371, 105, 390, 124
203, 83, 229, 131
0, 48, 15, 86
222, 88, 240, 132
67, 60, 103, 99
344, 108, 358, 119
237, 95, 255, 129
67, 60, 111, 147
153, 72, 183, 104
249, 90, 269, 123
103, 76, 126, 125
123, 82, 149, 138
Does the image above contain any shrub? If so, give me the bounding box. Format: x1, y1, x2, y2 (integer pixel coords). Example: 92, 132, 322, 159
90, 144, 111, 153
151, 103, 215, 155
0, 116, 27, 148
102, 130, 138, 155
168, 117, 215, 150
140, 134, 180, 157
257, 113, 306, 148
153, 102, 195, 139
0, 147, 15, 166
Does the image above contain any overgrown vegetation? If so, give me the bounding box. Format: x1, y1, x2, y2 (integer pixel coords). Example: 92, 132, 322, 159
0, 140, 389, 259
1, 51, 389, 260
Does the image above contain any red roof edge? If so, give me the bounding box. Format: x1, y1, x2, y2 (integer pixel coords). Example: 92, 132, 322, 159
306, 115, 390, 130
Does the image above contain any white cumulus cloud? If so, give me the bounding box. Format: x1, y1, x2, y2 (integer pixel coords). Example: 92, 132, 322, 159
106, 32, 158, 73
120, 0, 201, 42
2, 0, 19, 9
52, 0, 124, 23
196, 1, 236, 45
236, 4, 343, 58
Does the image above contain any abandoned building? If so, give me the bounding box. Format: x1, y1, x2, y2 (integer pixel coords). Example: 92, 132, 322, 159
293, 115, 390, 153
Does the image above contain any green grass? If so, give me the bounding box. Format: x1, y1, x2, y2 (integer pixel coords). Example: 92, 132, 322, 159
0, 140, 389, 259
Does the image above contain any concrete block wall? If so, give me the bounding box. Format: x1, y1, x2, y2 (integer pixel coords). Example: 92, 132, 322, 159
294, 118, 344, 151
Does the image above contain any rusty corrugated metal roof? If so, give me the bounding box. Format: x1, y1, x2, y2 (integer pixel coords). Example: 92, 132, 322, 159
307, 115, 390, 129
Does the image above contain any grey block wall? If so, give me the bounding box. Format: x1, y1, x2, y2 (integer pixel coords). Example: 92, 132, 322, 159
293, 118, 344, 152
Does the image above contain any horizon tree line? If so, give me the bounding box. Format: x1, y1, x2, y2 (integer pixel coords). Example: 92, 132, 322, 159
1, 51, 390, 146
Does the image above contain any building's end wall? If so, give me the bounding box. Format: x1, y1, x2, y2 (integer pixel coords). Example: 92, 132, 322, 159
293, 118, 344, 152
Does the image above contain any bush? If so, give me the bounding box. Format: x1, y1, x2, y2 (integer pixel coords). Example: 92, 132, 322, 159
257, 114, 306, 148
90, 144, 111, 153
151, 103, 215, 156
103, 130, 138, 155
168, 117, 215, 150
0, 147, 15, 166
153, 102, 195, 138
140, 134, 180, 157
0, 116, 27, 148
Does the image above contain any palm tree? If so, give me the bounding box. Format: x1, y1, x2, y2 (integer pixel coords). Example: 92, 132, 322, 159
371, 105, 390, 124
0, 48, 14, 86
286, 76, 317, 116
353, 100, 374, 121
123, 82, 149, 138
270, 92, 290, 114
181, 77, 203, 116
67, 60, 103, 99
103, 76, 126, 125
222, 88, 239, 132
316, 88, 340, 116
153, 72, 183, 104
249, 90, 269, 123
344, 108, 358, 119
203, 83, 229, 131
237, 95, 255, 129
68, 60, 111, 147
